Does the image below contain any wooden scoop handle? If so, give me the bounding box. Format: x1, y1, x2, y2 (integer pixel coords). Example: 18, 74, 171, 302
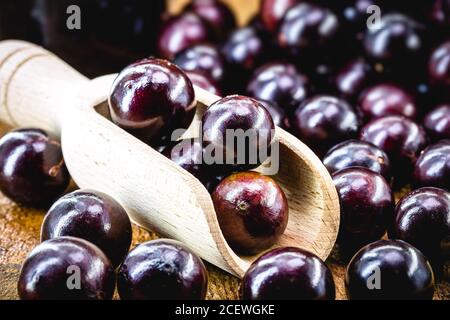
0, 40, 89, 135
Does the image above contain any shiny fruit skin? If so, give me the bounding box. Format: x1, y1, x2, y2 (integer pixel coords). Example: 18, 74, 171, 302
247, 62, 311, 114
174, 44, 226, 85
292, 95, 360, 157
157, 12, 214, 60
358, 83, 417, 121
423, 105, 450, 141
201, 95, 275, 172
109, 58, 195, 145
0, 128, 70, 208
346, 240, 435, 300
360, 115, 428, 177
323, 139, 391, 181
259, 100, 289, 130
212, 172, 288, 255
428, 41, 450, 90
41, 189, 132, 267
333, 168, 394, 250
185, 71, 222, 96
117, 239, 208, 300
184, 0, 236, 39
390, 187, 450, 264
413, 140, 450, 191
260, 0, 301, 34
335, 58, 373, 100
18, 237, 115, 300
241, 247, 335, 300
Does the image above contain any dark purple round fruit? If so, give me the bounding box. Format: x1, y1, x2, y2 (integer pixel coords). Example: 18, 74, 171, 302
162, 138, 208, 183
241, 247, 335, 300
222, 27, 266, 73
278, 3, 340, 56
390, 187, 450, 264
18, 237, 115, 300
360, 115, 428, 176
0, 128, 70, 208
292, 96, 360, 156
185, 71, 222, 96
364, 14, 425, 66
247, 62, 311, 113
109, 58, 196, 145
428, 41, 450, 89
323, 140, 391, 180
431, 0, 450, 27
346, 240, 435, 300
423, 105, 450, 141
413, 140, 450, 191
259, 100, 289, 130
333, 168, 393, 250
117, 239, 208, 300
358, 83, 417, 121
184, 0, 236, 39
335, 58, 373, 100
174, 44, 226, 85
202, 95, 275, 172
41, 190, 132, 267
157, 12, 214, 60
260, 0, 301, 34
212, 172, 288, 255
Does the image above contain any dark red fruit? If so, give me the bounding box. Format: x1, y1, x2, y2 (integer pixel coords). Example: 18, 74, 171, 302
346, 240, 435, 300
413, 140, 450, 191
212, 172, 288, 254
202, 95, 275, 172
157, 12, 214, 60
429, 41, 450, 89
185, 71, 222, 96
260, 0, 300, 34
0, 128, 70, 208
184, 0, 236, 39
259, 100, 289, 130
431, 0, 450, 27
423, 105, 450, 141
278, 3, 340, 56
364, 14, 425, 66
241, 247, 335, 300
247, 62, 311, 113
18, 237, 115, 300
174, 44, 226, 85
109, 58, 196, 145
117, 239, 208, 300
323, 140, 391, 181
335, 58, 373, 100
333, 168, 393, 251
360, 115, 428, 177
358, 84, 417, 121
41, 190, 132, 267
391, 187, 450, 265
292, 96, 360, 157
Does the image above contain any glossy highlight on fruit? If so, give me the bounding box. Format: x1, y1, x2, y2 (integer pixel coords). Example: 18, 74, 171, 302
333, 168, 393, 249
292, 95, 360, 156
202, 95, 275, 172
117, 239, 208, 300
212, 172, 288, 254
423, 105, 450, 141
157, 12, 214, 60
241, 247, 335, 300
428, 41, 450, 89
18, 237, 115, 300
346, 240, 435, 300
109, 58, 196, 145
247, 62, 311, 113
390, 187, 450, 264
0, 128, 70, 208
260, 0, 300, 33
335, 58, 373, 100
323, 140, 391, 180
41, 189, 132, 267
413, 140, 450, 191
185, 71, 222, 96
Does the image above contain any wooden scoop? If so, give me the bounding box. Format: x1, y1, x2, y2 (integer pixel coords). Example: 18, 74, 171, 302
0, 40, 339, 277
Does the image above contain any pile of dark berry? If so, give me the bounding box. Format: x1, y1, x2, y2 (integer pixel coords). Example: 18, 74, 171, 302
0, 0, 448, 300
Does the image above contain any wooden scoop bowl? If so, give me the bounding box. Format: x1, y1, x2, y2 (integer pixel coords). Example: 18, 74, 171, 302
0, 40, 339, 277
